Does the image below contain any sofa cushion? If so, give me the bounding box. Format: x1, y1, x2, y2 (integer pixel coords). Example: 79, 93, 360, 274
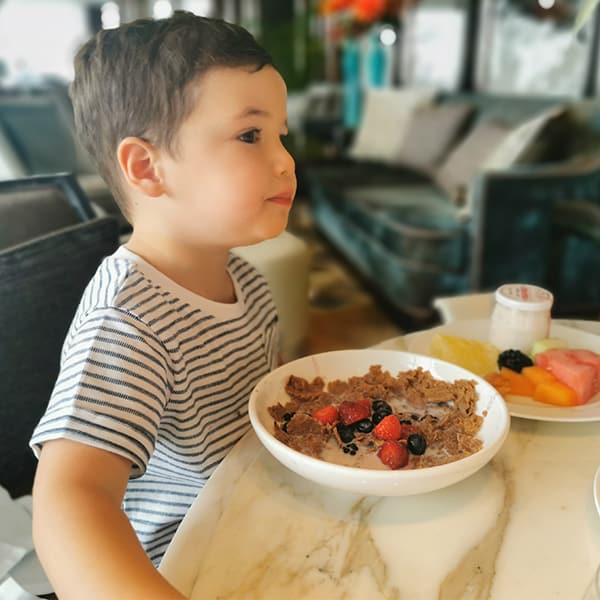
391, 101, 474, 173
337, 184, 466, 271
434, 118, 512, 205
349, 87, 437, 162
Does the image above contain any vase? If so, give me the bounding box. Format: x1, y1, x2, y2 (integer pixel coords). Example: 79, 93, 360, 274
366, 29, 387, 88
341, 38, 362, 129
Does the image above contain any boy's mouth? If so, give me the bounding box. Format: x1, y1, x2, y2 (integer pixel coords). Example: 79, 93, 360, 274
266, 191, 294, 207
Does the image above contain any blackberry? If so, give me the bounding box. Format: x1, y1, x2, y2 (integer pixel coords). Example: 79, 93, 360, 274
497, 349, 533, 373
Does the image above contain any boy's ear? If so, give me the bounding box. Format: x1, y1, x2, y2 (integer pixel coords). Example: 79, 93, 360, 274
117, 137, 165, 198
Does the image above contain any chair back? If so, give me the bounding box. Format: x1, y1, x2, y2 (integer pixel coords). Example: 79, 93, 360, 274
0, 216, 119, 497
0, 173, 95, 251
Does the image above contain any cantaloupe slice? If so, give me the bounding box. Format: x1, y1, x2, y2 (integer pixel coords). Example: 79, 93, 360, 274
488, 363, 581, 407
534, 381, 578, 407
522, 365, 558, 386
485, 372, 511, 397
499, 367, 536, 397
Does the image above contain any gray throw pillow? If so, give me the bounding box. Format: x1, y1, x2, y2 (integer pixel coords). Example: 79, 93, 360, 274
0, 216, 119, 498
392, 102, 474, 173
434, 119, 512, 206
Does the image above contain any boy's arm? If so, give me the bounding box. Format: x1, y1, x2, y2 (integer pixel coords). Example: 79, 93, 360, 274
32, 439, 186, 600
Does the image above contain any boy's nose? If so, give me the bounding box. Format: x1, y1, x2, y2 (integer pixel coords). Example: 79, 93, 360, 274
274, 142, 295, 177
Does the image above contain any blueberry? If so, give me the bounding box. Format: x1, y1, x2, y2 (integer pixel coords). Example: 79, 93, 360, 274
407, 433, 426, 455
372, 412, 387, 425
372, 400, 392, 414
354, 419, 373, 433
337, 423, 354, 443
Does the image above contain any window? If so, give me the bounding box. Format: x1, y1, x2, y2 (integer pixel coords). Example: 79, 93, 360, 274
0, 0, 87, 82
476, 0, 593, 97
400, 0, 469, 92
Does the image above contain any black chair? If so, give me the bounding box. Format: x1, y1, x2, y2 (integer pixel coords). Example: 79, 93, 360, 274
0, 173, 95, 251
0, 216, 120, 498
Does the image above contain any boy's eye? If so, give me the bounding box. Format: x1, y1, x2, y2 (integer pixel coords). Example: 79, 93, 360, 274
239, 129, 261, 144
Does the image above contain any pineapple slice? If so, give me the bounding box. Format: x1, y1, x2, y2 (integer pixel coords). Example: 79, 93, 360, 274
430, 334, 500, 377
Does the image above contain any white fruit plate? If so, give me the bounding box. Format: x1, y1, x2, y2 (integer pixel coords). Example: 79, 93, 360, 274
377, 319, 600, 423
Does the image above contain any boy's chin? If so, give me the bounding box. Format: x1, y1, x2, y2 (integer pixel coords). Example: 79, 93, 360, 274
250, 217, 290, 244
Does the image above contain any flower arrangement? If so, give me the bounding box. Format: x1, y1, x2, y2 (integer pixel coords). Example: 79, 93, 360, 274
320, 0, 416, 39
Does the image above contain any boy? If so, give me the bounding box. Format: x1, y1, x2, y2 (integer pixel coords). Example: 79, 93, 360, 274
30, 12, 295, 599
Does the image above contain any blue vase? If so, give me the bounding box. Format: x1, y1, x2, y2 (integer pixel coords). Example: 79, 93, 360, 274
341, 38, 362, 129
366, 30, 386, 88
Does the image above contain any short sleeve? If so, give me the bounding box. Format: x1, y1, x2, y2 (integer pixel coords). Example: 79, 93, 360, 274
30, 306, 172, 477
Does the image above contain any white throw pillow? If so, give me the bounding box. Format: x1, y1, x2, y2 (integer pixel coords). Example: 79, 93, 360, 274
348, 87, 438, 162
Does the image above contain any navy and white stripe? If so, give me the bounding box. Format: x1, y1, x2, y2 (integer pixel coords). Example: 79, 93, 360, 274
31, 246, 279, 565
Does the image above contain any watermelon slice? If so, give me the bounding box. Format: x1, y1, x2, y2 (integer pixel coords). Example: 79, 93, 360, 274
569, 349, 600, 370
534, 348, 600, 404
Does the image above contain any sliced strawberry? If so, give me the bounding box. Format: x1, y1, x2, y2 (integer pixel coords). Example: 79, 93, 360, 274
338, 400, 370, 425
400, 424, 420, 440
312, 405, 339, 425
377, 440, 408, 469
357, 397, 372, 413
373, 414, 402, 440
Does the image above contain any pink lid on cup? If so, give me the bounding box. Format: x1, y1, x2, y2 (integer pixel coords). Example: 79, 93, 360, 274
495, 284, 553, 311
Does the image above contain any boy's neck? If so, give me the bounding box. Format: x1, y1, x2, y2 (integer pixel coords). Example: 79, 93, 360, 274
125, 231, 236, 304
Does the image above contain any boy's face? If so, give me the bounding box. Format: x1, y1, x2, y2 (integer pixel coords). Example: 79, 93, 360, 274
156, 65, 296, 249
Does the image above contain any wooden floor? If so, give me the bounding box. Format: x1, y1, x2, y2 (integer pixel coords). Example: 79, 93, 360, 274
288, 199, 404, 355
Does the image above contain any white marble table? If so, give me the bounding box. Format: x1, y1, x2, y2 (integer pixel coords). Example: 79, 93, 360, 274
160, 320, 600, 600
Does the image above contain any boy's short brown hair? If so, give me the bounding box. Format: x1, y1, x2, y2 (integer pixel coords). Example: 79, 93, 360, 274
70, 12, 273, 220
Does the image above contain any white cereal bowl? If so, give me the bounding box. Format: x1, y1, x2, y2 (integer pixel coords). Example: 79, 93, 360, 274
248, 349, 510, 496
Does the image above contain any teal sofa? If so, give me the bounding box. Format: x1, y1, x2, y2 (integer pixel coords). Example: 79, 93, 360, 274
304, 93, 600, 326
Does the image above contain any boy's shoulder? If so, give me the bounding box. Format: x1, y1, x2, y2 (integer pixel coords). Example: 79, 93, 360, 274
79, 247, 170, 322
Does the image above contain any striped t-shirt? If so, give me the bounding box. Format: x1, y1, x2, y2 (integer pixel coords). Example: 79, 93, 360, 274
30, 246, 279, 565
